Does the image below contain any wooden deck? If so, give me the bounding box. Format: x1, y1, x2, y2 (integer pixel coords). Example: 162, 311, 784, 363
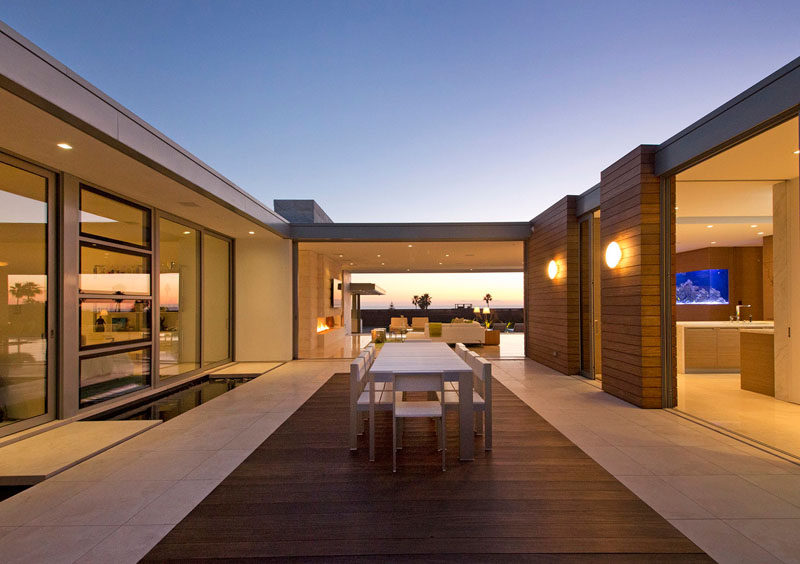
143, 374, 711, 561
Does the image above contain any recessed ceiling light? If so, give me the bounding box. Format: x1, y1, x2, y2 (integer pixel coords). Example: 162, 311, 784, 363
182, 231, 191, 235
710, 241, 717, 244
407, 244, 413, 248
248, 231, 255, 235
706, 225, 713, 228
757, 231, 764, 235
56, 142, 72, 150
377, 254, 381, 257
674, 206, 679, 210
338, 254, 343, 258
406, 268, 410, 271
349, 262, 354, 266
381, 262, 385, 265
750, 224, 758, 228
438, 262, 442, 265
794, 149, 799, 155
445, 253, 449, 257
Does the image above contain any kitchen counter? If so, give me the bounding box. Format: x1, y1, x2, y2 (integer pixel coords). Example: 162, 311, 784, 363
677, 321, 774, 373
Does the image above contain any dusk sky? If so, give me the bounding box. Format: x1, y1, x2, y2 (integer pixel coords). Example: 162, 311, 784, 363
2, 2, 798, 308
2, 1, 799, 223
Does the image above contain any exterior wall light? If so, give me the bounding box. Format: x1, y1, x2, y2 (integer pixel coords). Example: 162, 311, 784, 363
56, 142, 73, 150
605, 241, 622, 268
547, 260, 558, 280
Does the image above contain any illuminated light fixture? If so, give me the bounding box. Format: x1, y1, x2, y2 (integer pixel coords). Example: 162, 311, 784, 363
377, 254, 381, 257
438, 262, 442, 265
338, 254, 343, 258
794, 149, 800, 155
381, 262, 385, 265
750, 224, 758, 228
482, 307, 490, 314
182, 231, 191, 235
445, 253, 449, 257
706, 225, 713, 228
0, 261, 8, 267
605, 241, 622, 268
248, 231, 255, 235
757, 231, 764, 235
547, 259, 558, 280
473, 307, 480, 314
349, 262, 354, 266
407, 244, 413, 248
406, 268, 410, 271
710, 241, 717, 244
56, 142, 73, 150
674, 206, 679, 210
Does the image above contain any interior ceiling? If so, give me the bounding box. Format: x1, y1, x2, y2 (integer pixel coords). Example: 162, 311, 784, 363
675, 117, 798, 253
299, 241, 523, 273
0, 88, 276, 241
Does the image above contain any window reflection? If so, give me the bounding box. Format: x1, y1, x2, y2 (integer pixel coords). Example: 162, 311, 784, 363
159, 219, 200, 378
80, 347, 150, 407
202, 234, 230, 365
80, 299, 151, 348
79, 245, 150, 295
0, 161, 48, 428
80, 187, 150, 248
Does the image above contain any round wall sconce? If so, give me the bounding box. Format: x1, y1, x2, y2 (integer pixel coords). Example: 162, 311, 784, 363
605, 241, 622, 268
547, 259, 559, 280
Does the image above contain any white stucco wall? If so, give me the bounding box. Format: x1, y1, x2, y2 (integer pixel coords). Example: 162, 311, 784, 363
234, 231, 293, 361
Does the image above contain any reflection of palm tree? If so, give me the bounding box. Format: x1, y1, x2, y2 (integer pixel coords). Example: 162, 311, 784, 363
9, 281, 42, 305
483, 293, 493, 307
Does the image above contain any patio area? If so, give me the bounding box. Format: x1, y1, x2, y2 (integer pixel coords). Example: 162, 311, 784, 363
0, 357, 798, 562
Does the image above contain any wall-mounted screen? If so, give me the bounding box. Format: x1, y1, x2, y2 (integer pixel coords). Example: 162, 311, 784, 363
676, 269, 729, 305
331, 278, 342, 308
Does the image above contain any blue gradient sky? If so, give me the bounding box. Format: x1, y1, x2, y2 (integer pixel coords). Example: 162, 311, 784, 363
2, 1, 799, 224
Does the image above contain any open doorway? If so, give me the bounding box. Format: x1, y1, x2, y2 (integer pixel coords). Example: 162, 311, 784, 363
579, 210, 602, 379
673, 116, 800, 458
295, 240, 524, 358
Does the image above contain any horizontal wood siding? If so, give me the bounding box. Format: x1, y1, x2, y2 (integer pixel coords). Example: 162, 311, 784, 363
600, 146, 665, 408
525, 196, 580, 375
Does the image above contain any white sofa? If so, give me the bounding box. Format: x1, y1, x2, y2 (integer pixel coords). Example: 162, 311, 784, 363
425, 322, 485, 344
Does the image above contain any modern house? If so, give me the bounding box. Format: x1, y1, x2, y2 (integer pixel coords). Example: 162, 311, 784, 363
1, 21, 798, 462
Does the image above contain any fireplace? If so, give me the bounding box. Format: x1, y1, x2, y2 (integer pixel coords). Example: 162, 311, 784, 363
316, 316, 336, 333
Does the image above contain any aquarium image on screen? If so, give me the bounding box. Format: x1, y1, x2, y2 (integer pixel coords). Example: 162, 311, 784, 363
676, 269, 729, 305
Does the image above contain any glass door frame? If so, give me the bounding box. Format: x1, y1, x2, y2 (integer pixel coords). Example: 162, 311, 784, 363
0, 151, 57, 436
578, 209, 601, 379
200, 230, 234, 368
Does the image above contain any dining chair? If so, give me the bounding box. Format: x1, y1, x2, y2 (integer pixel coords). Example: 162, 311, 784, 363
349, 355, 391, 450
392, 372, 446, 472
437, 351, 492, 451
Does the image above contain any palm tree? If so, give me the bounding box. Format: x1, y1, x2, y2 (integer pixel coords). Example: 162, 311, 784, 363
9, 281, 42, 305
483, 293, 493, 307
412, 293, 432, 311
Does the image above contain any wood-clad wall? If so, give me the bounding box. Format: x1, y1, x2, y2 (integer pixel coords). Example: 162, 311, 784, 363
525, 196, 580, 375
600, 146, 668, 408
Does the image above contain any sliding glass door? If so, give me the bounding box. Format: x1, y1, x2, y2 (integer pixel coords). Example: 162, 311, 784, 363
202, 233, 231, 365
0, 157, 55, 433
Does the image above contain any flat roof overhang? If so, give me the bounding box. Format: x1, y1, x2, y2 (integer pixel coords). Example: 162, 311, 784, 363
291, 221, 532, 242
0, 22, 290, 238
655, 55, 800, 177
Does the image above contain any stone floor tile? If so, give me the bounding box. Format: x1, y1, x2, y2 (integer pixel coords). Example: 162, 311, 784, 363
103, 450, 213, 481
0, 480, 92, 526
725, 518, 800, 563
575, 444, 653, 476
617, 475, 714, 519
663, 475, 800, 519
30, 480, 175, 526
76, 524, 174, 564
184, 449, 251, 480
127, 479, 218, 525
669, 519, 782, 564
741, 474, 800, 507
618, 445, 730, 476
0, 525, 115, 564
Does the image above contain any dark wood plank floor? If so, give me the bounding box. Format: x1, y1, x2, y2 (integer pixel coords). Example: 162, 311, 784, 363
143, 374, 712, 562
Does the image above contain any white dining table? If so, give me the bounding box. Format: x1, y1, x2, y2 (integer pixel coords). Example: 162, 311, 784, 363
368, 342, 474, 462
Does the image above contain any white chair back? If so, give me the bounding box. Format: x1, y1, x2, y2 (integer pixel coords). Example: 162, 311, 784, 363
455, 343, 468, 359
393, 372, 444, 393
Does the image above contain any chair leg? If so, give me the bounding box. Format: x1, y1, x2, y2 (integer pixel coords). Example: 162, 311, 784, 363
397, 418, 403, 449
392, 416, 397, 473
441, 416, 446, 471
475, 410, 484, 436
436, 419, 442, 451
